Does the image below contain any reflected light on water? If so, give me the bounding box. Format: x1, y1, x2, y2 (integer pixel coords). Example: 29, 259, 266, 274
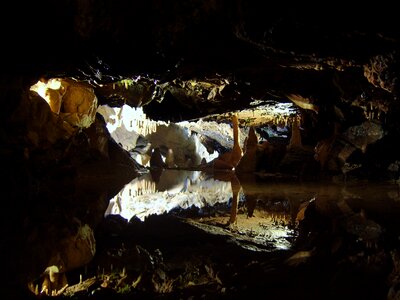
105, 170, 298, 251
105, 170, 232, 221
105, 170, 400, 252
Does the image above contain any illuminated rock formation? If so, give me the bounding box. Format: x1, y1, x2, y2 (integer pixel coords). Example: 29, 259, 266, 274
236, 127, 258, 173
30, 222, 96, 296
230, 114, 244, 167
17, 93, 73, 147
147, 123, 216, 167
205, 101, 299, 127
4, 3, 400, 299
30, 78, 98, 130
105, 170, 232, 221
211, 114, 243, 170
60, 80, 98, 128
363, 52, 399, 93
286, 94, 319, 114
39, 266, 68, 296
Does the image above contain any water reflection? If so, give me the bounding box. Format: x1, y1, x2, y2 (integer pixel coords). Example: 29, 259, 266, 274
105, 170, 232, 221
105, 169, 400, 251
105, 170, 297, 251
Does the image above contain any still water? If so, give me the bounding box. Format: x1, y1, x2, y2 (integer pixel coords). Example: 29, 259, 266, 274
105, 169, 400, 251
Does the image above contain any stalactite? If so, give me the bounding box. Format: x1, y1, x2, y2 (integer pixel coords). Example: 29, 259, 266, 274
118, 178, 157, 199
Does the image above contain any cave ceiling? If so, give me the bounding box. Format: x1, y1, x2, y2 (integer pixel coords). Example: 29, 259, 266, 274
2, 2, 400, 297
1, 1, 400, 128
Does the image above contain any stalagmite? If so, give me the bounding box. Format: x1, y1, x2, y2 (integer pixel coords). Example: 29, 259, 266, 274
40, 266, 68, 296
230, 114, 243, 167
236, 126, 258, 173
287, 116, 302, 149
211, 114, 243, 170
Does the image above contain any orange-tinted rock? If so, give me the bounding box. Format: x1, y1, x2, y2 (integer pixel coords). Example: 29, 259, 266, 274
229, 114, 243, 167
288, 117, 302, 150
236, 127, 258, 173
211, 114, 243, 171
59, 79, 98, 128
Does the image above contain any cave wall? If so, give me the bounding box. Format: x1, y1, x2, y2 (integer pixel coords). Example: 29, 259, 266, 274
1, 1, 400, 297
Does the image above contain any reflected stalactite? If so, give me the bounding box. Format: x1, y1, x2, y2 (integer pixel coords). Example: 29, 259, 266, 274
211, 170, 242, 225
229, 174, 242, 224
105, 170, 232, 221
105, 175, 157, 216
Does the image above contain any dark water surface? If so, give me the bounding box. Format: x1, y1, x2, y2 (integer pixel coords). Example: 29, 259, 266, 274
19, 169, 400, 299
105, 170, 400, 251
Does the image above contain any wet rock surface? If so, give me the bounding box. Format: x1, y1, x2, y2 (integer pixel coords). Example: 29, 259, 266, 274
1, 2, 400, 300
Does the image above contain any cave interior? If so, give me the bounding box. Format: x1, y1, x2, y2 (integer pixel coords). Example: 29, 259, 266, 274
2, 1, 400, 299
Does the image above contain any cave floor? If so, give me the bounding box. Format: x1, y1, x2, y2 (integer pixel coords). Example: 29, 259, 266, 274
48, 173, 400, 300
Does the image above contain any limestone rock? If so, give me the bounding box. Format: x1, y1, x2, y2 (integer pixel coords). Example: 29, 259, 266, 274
286, 94, 319, 114
31, 78, 98, 129
59, 79, 98, 128
342, 121, 385, 154
36, 222, 96, 296
84, 115, 110, 159
13, 93, 74, 147
364, 52, 400, 93
315, 121, 385, 174
210, 115, 243, 171
46, 222, 96, 274
236, 127, 258, 173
